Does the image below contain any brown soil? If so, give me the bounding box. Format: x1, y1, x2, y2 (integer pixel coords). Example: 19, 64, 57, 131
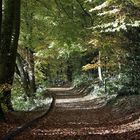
1, 88, 140, 140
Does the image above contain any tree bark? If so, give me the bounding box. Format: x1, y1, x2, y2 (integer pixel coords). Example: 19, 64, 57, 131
16, 53, 31, 97
16, 51, 36, 97
0, 0, 21, 117
0, 0, 2, 43
98, 51, 103, 82
0, 0, 4, 120
26, 48, 36, 94
66, 60, 73, 82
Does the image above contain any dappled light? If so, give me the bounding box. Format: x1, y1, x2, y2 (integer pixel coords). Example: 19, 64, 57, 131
0, 0, 140, 139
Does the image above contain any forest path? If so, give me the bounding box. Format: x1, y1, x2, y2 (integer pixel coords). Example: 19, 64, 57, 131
1, 87, 140, 140
15, 87, 140, 140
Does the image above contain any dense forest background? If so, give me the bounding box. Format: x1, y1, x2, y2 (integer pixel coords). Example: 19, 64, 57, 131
0, 0, 140, 139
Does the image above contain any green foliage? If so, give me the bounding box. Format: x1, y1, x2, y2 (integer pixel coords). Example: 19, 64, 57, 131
12, 95, 50, 111
73, 74, 92, 87
11, 82, 50, 111
1, 0, 140, 119
18, 0, 140, 100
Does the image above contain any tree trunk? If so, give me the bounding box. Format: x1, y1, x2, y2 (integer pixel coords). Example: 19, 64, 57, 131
98, 51, 103, 82
16, 53, 31, 97
0, 0, 15, 114
0, 0, 21, 118
0, 0, 4, 120
16, 51, 36, 97
66, 60, 73, 82
22, 1, 36, 95
0, 0, 1, 42
26, 48, 36, 94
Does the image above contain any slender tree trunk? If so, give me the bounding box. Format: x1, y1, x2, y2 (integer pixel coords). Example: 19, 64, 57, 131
16, 54, 31, 97
66, 60, 73, 82
22, 1, 36, 95
117, 55, 121, 79
16, 51, 36, 97
104, 56, 108, 94
28, 49, 36, 94
26, 48, 36, 94
98, 51, 103, 82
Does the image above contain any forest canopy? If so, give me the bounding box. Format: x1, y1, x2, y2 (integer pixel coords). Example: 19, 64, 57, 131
0, 0, 140, 127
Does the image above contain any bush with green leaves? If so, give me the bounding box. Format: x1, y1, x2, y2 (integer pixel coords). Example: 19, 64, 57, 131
73, 73, 93, 87
11, 82, 51, 111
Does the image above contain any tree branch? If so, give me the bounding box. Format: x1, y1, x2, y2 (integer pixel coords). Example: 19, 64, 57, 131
75, 0, 93, 26
55, 0, 73, 20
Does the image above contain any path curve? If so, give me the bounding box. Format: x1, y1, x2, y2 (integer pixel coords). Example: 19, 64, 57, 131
12, 88, 140, 140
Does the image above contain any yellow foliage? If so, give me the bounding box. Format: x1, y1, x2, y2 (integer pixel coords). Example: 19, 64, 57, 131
88, 39, 99, 47
82, 62, 101, 71
82, 62, 117, 71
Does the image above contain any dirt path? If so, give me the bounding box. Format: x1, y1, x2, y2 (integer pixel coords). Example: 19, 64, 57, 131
1, 88, 140, 140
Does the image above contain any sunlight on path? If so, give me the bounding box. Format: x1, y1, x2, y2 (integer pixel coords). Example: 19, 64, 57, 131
47, 87, 99, 103
46, 87, 74, 91
56, 95, 98, 103
32, 117, 140, 136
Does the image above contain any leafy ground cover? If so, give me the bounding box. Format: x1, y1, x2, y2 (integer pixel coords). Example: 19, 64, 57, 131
1, 88, 140, 140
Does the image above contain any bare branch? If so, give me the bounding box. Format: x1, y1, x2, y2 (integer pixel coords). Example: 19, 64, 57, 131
75, 0, 93, 26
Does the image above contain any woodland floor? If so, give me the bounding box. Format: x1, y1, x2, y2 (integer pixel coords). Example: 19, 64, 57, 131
1, 87, 140, 140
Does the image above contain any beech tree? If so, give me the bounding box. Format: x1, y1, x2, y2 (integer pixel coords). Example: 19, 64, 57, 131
0, 0, 21, 120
